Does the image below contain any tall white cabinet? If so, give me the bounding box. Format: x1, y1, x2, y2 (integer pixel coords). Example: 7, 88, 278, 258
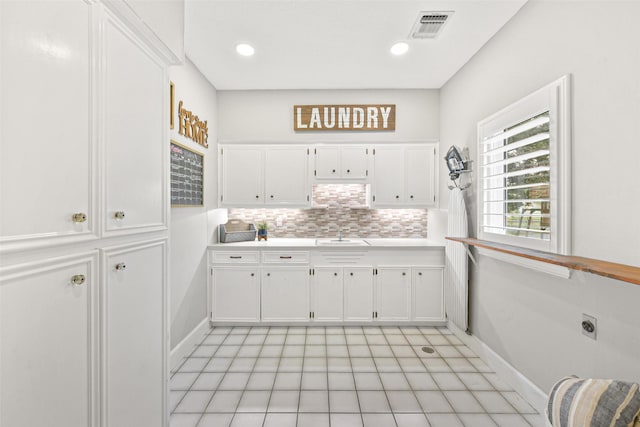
0, 1, 173, 426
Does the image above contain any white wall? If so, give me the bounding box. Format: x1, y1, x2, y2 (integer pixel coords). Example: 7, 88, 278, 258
169, 59, 222, 349
217, 89, 439, 142
440, 0, 640, 392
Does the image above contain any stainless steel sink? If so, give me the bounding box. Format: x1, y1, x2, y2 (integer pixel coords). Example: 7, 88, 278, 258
315, 238, 369, 246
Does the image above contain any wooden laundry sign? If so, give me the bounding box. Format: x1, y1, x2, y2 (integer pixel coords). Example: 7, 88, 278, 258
294, 104, 396, 131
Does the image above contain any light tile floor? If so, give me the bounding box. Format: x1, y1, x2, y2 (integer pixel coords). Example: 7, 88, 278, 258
170, 326, 544, 427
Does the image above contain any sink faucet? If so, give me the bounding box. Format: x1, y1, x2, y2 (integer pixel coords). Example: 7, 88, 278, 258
338, 227, 343, 241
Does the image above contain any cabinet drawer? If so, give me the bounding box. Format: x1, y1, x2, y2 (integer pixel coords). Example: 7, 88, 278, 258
262, 251, 309, 264
211, 251, 260, 264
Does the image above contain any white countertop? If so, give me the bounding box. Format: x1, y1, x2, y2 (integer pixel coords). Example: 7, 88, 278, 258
208, 238, 444, 249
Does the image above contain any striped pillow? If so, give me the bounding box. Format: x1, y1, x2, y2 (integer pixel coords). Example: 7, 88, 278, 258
547, 376, 640, 427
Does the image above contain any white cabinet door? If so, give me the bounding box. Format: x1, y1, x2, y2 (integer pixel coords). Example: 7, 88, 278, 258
341, 146, 369, 179
406, 146, 436, 206
372, 147, 404, 206
313, 267, 343, 321
344, 267, 374, 321
413, 267, 444, 321
314, 147, 340, 179
103, 13, 167, 236
0, 0, 94, 249
261, 267, 309, 321
376, 267, 411, 321
221, 147, 263, 206
264, 147, 309, 205
103, 240, 167, 427
212, 267, 260, 322
0, 252, 98, 427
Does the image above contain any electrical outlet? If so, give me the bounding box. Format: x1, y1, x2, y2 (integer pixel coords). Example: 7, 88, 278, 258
582, 313, 597, 340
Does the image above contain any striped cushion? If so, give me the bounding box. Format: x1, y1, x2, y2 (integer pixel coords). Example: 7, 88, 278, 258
547, 376, 640, 427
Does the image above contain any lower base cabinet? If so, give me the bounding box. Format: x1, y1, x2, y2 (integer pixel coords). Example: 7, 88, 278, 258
376, 267, 411, 321
344, 267, 375, 321
312, 267, 344, 321
413, 267, 444, 321
102, 240, 167, 427
261, 267, 309, 321
212, 267, 260, 321
0, 252, 99, 427
208, 248, 445, 325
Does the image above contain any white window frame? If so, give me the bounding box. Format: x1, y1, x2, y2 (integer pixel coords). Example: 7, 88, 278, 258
477, 75, 571, 255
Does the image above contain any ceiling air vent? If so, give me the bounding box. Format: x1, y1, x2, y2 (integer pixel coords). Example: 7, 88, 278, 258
410, 11, 454, 39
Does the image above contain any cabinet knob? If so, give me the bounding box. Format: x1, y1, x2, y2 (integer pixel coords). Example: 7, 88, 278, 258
70, 274, 86, 286
115, 263, 126, 271
395, 195, 400, 199
350, 272, 354, 276
402, 272, 406, 276
255, 195, 259, 199
334, 272, 338, 276
114, 211, 125, 220
251, 273, 255, 277
332, 169, 336, 173
346, 169, 351, 173
270, 195, 274, 199
267, 273, 270, 277
72, 212, 87, 223
410, 195, 414, 199
418, 272, 423, 276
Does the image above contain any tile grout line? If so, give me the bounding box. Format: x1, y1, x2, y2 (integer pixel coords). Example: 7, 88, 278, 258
195, 327, 252, 427
171, 326, 232, 423
295, 326, 309, 426
343, 326, 366, 427
402, 326, 466, 426
226, 326, 268, 427
260, 326, 290, 427
364, 326, 399, 427
382, 327, 431, 426
324, 326, 331, 427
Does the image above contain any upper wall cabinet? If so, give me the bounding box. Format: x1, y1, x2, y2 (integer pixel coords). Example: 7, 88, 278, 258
102, 9, 168, 237
372, 144, 438, 208
314, 145, 369, 181
220, 145, 310, 207
0, 0, 95, 251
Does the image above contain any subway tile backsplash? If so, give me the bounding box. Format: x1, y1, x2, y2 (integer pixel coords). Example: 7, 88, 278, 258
228, 184, 428, 238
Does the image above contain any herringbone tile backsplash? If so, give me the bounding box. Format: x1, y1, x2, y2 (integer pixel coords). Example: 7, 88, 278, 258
228, 184, 428, 238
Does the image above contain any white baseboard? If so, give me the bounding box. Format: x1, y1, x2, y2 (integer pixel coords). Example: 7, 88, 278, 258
448, 322, 548, 414
170, 318, 210, 371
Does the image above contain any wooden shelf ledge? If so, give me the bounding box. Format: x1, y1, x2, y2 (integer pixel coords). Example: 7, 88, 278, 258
446, 237, 640, 286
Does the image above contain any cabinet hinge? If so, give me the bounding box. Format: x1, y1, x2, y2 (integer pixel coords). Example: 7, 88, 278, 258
314, 148, 317, 154
309, 312, 313, 319
307, 195, 310, 202
434, 195, 436, 202
366, 170, 368, 176
434, 147, 436, 155
366, 148, 369, 155
210, 311, 213, 318
307, 148, 309, 155
221, 195, 223, 202
221, 148, 223, 155
314, 170, 317, 176
312, 312, 315, 319
373, 195, 376, 202
373, 148, 375, 155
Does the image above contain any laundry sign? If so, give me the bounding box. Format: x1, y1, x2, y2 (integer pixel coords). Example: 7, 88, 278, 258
294, 104, 396, 131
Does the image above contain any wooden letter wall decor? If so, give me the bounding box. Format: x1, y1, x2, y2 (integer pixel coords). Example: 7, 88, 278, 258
178, 100, 209, 148
294, 104, 396, 131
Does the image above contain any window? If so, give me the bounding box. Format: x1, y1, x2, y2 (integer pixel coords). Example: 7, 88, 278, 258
477, 75, 571, 254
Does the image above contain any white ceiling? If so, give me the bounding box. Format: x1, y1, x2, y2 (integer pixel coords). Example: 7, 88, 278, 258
185, 0, 528, 90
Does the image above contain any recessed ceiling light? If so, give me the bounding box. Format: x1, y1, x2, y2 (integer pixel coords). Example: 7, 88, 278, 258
236, 43, 255, 57
390, 42, 409, 56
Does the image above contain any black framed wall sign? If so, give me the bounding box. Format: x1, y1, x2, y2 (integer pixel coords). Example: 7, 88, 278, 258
170, 140, 204, 207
